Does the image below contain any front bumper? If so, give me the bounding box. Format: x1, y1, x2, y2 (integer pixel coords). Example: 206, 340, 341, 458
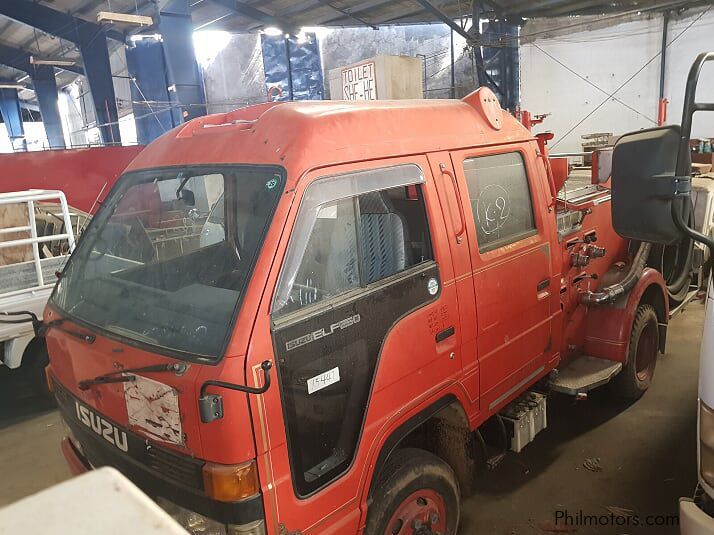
54, 378, 265, 532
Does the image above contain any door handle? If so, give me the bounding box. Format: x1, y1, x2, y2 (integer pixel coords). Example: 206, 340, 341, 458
436, 326, 455, 342
537, 279, 551, 301
439, 164, 467, 244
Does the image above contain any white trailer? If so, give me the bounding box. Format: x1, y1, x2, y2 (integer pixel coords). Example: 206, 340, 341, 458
0, 190, 77, 394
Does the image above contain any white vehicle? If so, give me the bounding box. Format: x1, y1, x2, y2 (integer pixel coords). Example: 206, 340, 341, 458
601, 51, 714, 534
0, 190, 77, 395
680, 275, 714, 534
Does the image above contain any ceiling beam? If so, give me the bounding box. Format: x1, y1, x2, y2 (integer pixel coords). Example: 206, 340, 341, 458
413, 0, 475, 43
316, 0, 392, 25
0, 1, 125, 44
312, 0, 378, 29
209, 0, 297, 32
0, 43, 84, 76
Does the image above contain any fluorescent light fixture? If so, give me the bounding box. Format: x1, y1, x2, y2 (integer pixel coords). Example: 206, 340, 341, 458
30, 56, 77, 67
0, 83, 26, 90
97, 11, 153, 26
262, 26, 283, 36
129, 33, 162, 42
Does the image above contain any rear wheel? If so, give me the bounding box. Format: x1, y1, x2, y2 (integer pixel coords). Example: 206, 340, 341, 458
613, 304, 659, 400
366, 448, 460, 535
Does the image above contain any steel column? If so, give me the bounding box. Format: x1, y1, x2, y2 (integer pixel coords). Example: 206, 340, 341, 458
0, 44, 66, 149
78, 27, 121, 145
0, 1, 121, 144
482, 21, 520, 110
0, 88, 26, 151
659, 10, 670, 100
31, 65, 66, 149
159, 0, 207, 123
471, 1, 486, 87
658, 10, 670, 125
126, 38, 174, 144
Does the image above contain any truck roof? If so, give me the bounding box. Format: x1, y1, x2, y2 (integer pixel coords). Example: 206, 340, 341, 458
127, 87, 533, 184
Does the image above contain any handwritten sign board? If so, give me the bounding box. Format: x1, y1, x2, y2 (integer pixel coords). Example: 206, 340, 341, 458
341, 61, 377, 100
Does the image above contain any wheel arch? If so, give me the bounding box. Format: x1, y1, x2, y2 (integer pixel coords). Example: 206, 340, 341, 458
584, 267, 668, 362
3, 332, 36, 369
366, 394, 477, 501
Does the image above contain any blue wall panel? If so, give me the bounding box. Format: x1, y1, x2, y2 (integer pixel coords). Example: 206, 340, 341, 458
0, 88, 25, 150
261, 33, 323, 101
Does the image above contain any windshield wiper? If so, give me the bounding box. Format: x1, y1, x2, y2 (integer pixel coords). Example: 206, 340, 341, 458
78, 362, 188, 391
0, 312, 95, 344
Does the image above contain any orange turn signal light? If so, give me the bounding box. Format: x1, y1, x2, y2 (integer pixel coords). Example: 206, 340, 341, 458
202, 460, 260, 502
45, 364, 54, 393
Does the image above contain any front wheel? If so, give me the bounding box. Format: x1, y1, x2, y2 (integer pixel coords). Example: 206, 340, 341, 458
365, 448, 460, 535
613, 304, 659, 400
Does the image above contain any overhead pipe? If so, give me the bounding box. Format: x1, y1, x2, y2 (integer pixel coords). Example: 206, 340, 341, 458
579, 242, 652, 305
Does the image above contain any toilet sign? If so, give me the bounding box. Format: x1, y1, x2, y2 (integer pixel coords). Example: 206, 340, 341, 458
341, 61, 377, 100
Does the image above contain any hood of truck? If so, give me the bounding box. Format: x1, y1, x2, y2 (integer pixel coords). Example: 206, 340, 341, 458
46, 307, 256, 465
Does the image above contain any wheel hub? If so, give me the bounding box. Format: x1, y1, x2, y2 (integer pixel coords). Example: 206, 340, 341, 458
635, 321, 657, 381
385, 490, 447, 535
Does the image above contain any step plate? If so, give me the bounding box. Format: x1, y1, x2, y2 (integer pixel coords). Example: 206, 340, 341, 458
550, 356, 622, 395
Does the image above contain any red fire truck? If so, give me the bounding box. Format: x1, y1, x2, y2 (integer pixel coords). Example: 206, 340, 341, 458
39, 89, 670, 534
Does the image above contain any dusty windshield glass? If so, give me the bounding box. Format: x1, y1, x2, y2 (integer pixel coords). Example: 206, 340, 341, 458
51, 166, 284, 359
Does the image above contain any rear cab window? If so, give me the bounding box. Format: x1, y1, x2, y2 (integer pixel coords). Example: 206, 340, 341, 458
462, 151, 537, 253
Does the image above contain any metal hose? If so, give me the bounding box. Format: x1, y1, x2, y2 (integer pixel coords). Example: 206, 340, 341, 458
579, 242, 652, 305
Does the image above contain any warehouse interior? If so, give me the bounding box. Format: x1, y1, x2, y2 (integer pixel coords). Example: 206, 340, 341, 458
0, 1, 713, 534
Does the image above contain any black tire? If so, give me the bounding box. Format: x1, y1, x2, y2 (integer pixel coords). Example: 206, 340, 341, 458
21, 340, 52, 398
365, 448, 460, 535
613, 304, 659, 400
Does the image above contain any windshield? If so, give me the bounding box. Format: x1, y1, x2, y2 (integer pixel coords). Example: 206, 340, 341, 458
51, 166, 284, 360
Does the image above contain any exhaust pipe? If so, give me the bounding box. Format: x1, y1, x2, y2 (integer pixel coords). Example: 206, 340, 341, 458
579, 242, 652, 305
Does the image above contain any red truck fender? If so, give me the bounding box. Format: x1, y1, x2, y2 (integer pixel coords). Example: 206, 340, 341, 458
356, 389, 474, 529
584, 267, 669, 363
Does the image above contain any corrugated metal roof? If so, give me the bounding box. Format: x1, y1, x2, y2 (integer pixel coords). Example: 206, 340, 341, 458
0, 0, 705, 106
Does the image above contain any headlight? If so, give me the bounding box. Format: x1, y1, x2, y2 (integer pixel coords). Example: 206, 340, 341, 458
701, 401, 714, 487
156, 498, 265, 535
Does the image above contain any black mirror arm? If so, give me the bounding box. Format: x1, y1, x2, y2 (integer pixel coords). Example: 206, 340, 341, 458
672, 201, 714, 259
199, 360, 273, 398
677, 52, 714, 177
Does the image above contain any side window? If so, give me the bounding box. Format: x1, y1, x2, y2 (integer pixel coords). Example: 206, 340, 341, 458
273, 167, 433, 317
463, 152, 537, 253
358, 186, 432, 283
290, 198, 360, 309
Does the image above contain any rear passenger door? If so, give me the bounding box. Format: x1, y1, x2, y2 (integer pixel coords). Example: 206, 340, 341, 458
451, 146, 558, 414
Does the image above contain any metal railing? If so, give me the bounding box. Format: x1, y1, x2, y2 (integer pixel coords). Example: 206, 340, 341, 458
0, 190, 76, 296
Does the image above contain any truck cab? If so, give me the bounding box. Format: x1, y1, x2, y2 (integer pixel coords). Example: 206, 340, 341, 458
46, 87, 667, 535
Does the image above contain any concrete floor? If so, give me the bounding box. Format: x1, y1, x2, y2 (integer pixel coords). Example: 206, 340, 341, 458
0, 303, 704, 534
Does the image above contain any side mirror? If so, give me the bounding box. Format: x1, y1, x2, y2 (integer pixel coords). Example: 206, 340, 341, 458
179, 188, 196, 206
611, 125, 690, 245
